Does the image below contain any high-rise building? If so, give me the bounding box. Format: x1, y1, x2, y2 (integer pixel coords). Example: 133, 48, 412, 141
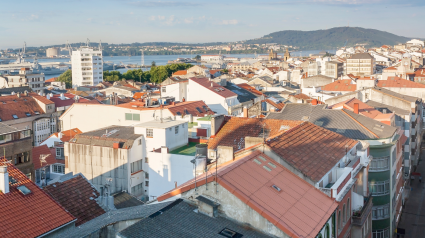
71, 46, 103, 87
346, 53, 375, 76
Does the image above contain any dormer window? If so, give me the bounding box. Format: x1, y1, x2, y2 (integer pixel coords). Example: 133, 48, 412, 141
12, 115, 18, 119
34, 111, 40, 115
25, 112, 31, 117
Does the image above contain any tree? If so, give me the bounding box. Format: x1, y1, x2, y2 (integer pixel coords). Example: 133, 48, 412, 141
194, 55, 201, 61
151, 61, 156, 67
57, 69, 72, 88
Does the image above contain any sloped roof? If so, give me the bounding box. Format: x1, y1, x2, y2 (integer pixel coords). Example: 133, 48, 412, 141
236, 83, 264, 96
263, 98, 285, 110
158, 151, 338, 238
0, 95, 45, 121
167, 101, 215, 117
29, 93, 55, 105
45, 77, 58, 83
267, 104, 397, 139
322, 79, 356, 92
365, 100, 410, 115
190, 77, 237, 98
330, 98, 382, 119
372, 87, 420, 103
377, 76, 425, 88
0, 158, 75, 237
48, 128, 83, 143
118, 199, 271, 238
224, 83, 258, 103
291, 93, 312, 100
44, 174, 105, 226
302, 75, 334, 88
0, 122, 20, 135
208, 117, 302, 151
266, 122, 358, 182
72, 126, 141, 148
32, 145, 57, 170
349, 53, 373, 59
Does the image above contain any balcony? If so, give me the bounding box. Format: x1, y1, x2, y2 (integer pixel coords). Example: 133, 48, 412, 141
352, 195, 373, 226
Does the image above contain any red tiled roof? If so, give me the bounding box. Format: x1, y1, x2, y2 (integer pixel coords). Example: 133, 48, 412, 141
292, 93, 311, 100
49, 128, 82, 142
263, 99, 285, 110
0, 158, 75, 237
44, 175, 105, 226
383, 66, 397, 71
45, 77, 58, 83
28, 93, 55, 105
0, 95, 45, 121
168, 101, 214, 117
158, 150, 338, 238
32, 145, 57, 170
237, 83, 264, 96
49, 93, 77, 107
322, 79, 356, 92
377, 76, 425, 88
266, 122, 358, 182
123, 84, 138, 89
190, 77, 237, 98
209, 69, 221, 75
208, 117, 302, 151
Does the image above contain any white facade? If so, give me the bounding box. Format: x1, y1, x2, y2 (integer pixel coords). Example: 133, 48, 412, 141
201, 55, 224, 62
187, 78, 239, 115
71, 47, 103, 87
161, 82, 188, 102
33, 118, 51, 146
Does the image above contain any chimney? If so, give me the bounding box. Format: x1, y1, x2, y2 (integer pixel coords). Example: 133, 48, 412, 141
0, 166, 9, 194
354, 103, 359, 114
16, 93, 20, 98
58, 132, 62, 139
312, 99, 318, 105
46, 94, 50, 100
211, 82, 213, 87
243, 107, 248, 118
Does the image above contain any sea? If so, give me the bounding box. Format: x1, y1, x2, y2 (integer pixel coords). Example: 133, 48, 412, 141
22, 50, 336, 80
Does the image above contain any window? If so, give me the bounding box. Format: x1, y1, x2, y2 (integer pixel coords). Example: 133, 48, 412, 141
146, 129, 153, 138
392, 148, 396, 165
196, 107, 203, 113
338, 210, 342, 233
372, 204, 390, 220
162, 87, 166, 93
12, 115, 18, 119
145, 172, 149, 179
343, 204, 346, 224
145, 157, 149, 163
372, 228, 390, 238
25, 112, 31, 117
138, 139, 142, 145
131, 183, 143, 195
56, 148, 61, 156
0, 134, 12, 144
175, 126, 179, 134
202, 105, 209, 111
145, 181, 149, 187
176, 111, 181, 116
131, 160, 143, 173
369, 180, 390, 196
346, 198, 350, 222
52, 164, 65, 174
370, 156, 390, 171
125, 113, 140, 121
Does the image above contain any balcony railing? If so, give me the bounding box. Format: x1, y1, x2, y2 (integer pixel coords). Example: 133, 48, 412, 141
352, 195, 373, 226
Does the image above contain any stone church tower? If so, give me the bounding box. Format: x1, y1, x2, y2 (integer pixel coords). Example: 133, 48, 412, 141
283, 48, 291, 61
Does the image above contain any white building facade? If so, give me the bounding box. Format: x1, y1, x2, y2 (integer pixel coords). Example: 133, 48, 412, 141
71, 47, 103, 87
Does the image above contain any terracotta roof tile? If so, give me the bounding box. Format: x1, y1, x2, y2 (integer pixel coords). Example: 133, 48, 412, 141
377, 76, 425, 88
236, 83, 264, 96
0, 158, 75, 237
168, 101, 214, 117
208, 117, 302, 151
322, 79, 356, 92
266, 122, 358, 182
172, 70, 187, 76
330, 98, 383, 119
0, 95, 45, 121
32, 145, 57, 170
44, 175, 105, 226
190, 77, 237, 98
45, 77, 58, 83
292, 93, 312, 100
158, 151, 337, 238
263, 99, 285, 110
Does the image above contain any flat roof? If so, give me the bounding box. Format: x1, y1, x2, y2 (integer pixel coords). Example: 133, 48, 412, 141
135, 119, 187, 129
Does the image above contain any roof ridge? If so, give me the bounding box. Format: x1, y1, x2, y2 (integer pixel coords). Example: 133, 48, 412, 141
340, 109, 379, 138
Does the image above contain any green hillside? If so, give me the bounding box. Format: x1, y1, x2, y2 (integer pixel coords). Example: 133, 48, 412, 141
245, 27, 410, 50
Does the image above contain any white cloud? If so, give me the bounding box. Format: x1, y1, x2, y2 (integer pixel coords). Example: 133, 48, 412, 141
219, 19, 238, 25
184, 17, 194, 24
165, 15, 177, 25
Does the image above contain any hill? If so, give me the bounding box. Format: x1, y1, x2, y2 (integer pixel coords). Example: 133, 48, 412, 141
244, 27, 410, 50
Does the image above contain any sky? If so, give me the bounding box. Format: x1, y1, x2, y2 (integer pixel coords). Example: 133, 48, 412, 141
1, 0, 424, 49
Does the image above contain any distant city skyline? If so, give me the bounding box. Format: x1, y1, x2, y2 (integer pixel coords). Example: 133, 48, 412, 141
1, 0, 423, 49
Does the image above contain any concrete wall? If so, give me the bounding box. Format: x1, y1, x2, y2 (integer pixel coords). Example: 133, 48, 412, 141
382, 87, 425, 101
65, 136, 144, 195
60, 104, 173, 132
162, 82, 187, 101
181, 183, 290, 238
147, 150, 195, 198
134, 121, 188, 151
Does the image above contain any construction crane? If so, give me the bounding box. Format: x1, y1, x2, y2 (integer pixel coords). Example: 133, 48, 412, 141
120, 62, 129, 69
66, 40, 73, 57
141, 50, 145, 67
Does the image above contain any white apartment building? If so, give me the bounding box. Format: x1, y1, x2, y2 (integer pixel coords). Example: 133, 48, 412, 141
346, 53, 376, 76
71, 46, 103, 87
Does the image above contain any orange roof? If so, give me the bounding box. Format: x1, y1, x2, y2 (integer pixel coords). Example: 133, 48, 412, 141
263, 99, 285, 110
292, 93, 311, 100
330, 98, 382, 120
190, 77, 237, 98
322, 79, 356, 92
168, 101, 214, 117
158, 150, 338, 238
45, 77, 58, 83
208, 117, 302, 151
377, 76, 425, 88
29, 93, 55, 105
123, 84, 138, 89
383, 66, 397, 71
58, 128, 82, 142
0, 158, 75, 237
209, 69, 221, 75
237, 83, 264, 96
0, 95, 45, 121
172, 70, 188, 76
32, 145, 57, 170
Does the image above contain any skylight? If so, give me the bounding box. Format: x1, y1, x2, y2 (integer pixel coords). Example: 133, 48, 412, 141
12, 115, 18, 119
17, 185, 31, 195
25, 112, 31, 117
0, 118, 2, 122
202, 105, 209, 111
219, 228, 241, 238
268, 162, 277, 168
253, 159, 261, 165
196, 107, 203, 113
176, 111, 181, 116
258, 156, 267, 161
263, 165, 272, 172
184, 109, 189, 114
34, 111, 40, 115
272, 185, 281, 192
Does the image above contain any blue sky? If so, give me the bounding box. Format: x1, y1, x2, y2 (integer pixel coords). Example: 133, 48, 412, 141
1, 0, 423, 49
